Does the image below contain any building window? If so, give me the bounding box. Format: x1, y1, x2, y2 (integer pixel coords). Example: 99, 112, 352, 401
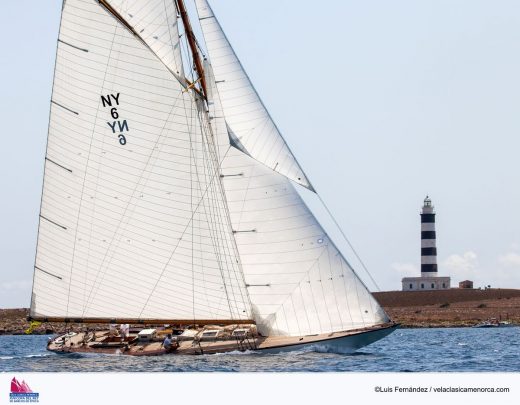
442, 283, 446, 288
431, 283, 435, 289
421, 283, 424, 289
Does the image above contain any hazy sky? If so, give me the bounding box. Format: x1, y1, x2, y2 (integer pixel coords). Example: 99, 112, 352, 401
1, 0, 520, 308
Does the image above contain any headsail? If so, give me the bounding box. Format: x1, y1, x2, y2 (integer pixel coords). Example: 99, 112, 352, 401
30, 0, 252, 322
194, 0, 314, 191
206, 63, 389, 337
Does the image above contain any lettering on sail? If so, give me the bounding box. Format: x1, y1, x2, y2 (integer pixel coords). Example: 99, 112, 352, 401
101, 93, 129, 145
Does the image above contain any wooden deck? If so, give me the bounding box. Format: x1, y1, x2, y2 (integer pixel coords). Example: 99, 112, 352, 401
46, 323, 397, 356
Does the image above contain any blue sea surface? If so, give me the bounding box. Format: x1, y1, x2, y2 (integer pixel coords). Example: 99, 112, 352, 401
1, 327, 519, 372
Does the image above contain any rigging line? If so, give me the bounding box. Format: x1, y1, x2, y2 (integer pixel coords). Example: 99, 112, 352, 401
207, 144, 245, 319
201, 94, 239, 292
326, 246, 344, 330
97, 0, 191, 92
234, 160, 255, 230
199, 116, 241, 308
204, 126, 252, 318
189, 96, 228, 321
260, 248, 329, 333
195, 100, 240, 319
189, 108, 214, 321
82, 85, 187, 316
307, 273, 324, 332
37, 240, 245, 294
194, 2, 314, 189
316, 193, 381, 292
190, 86, 196, 324
205, 69, 254, 317
281, 305, 291, 336
163, 0, 184, 81
316, 259, 333, 332
203, 161, 239, 318
193, 35, 206, 59
347, 248, 367, 327
137, 101, 223, 318
197, 137, 233, 317
289, 294, 302, 336
338, 256, 354, 325
82, 14, 129, 314
297, 284, 312, 334
205, 85, 248, 319
179, 13, 196, 84
213, 145, 254, 318
35, 263, 243, 315
190, 100, 217, 321
65, 11, 121, 317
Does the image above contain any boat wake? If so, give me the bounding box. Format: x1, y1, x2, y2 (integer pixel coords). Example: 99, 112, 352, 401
0, 354, 51, 360
212, 350, 258, 356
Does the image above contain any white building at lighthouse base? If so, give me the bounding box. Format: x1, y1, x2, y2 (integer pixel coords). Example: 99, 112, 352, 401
402, 276, 451, 291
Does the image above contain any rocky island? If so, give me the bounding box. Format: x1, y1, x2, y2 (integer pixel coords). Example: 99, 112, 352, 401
1, 288, 519, 334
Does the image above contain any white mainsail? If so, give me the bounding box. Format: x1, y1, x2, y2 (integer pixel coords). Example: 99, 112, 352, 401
31, 0, 389, 339
31, 0, 251, 321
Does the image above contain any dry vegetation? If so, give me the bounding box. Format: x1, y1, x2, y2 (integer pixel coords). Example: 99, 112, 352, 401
373, 289, 520, 327
0, 308, 105, 335
1, 288, 520, 334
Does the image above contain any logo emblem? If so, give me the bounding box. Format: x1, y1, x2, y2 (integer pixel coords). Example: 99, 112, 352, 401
9, 377, 39, 403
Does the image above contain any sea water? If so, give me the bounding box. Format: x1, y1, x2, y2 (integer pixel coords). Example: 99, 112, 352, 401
0, 327, 519, 372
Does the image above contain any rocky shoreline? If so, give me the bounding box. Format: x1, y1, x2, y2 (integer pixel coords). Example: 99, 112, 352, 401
1, 289, 519, 335
0, 308, 108, 336
373, 288, 520, 328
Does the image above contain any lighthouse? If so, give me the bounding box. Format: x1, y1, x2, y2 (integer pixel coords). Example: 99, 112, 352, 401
401, 196, 451, 291
421, 196, 437, 276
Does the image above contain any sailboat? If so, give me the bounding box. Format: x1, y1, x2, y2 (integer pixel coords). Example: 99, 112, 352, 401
30, 0, 397, 356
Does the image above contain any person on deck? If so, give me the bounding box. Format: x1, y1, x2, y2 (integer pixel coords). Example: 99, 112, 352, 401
163, 334, 173, 352
119, 324, 129, 341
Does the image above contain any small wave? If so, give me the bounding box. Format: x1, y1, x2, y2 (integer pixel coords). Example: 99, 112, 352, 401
0, 356, 15, 360
213, 350, 257, 356
457, 343, 468, 346
24, 354, 51, 358
303, 344, 362, 355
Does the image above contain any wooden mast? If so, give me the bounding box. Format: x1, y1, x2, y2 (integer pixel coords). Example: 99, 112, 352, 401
176, 0, 208, 99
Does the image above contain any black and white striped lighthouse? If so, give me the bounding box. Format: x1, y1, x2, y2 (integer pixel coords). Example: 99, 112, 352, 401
402, 196, 450, 290
420, 196, 437, 276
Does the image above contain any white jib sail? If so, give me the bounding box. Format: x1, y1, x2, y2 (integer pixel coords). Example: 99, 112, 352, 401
206, 63, 389, 337
31, 0, 251, 321
194, 0, 313, 191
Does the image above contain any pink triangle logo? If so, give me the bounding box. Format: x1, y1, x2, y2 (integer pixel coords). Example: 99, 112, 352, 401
10, 377, 33, 393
